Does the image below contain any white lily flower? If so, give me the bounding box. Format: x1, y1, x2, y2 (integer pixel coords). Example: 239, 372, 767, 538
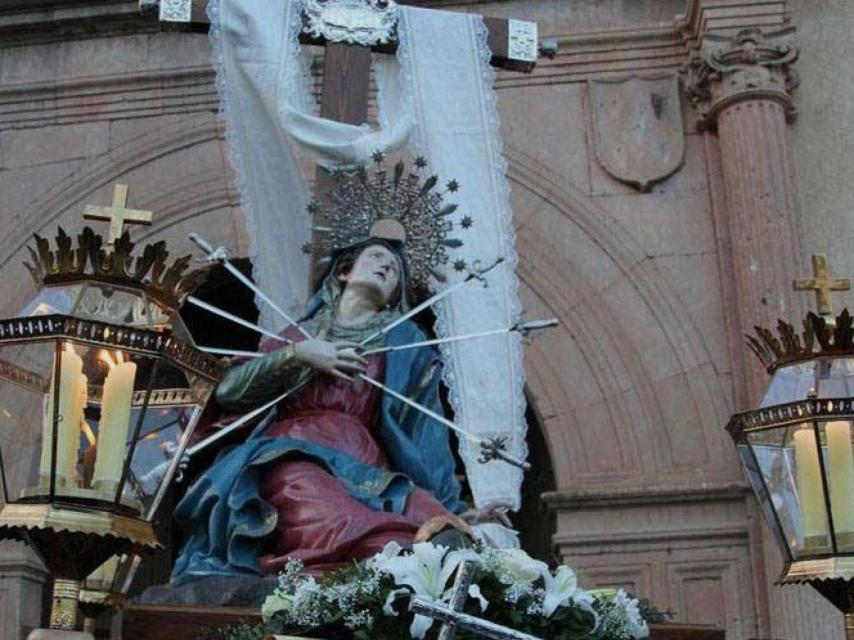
541, 565, 578, 617
366, 540, 403, 573
261, 591, 293, 620
573, 588, 600, 629
494, 548, 549, 585
614, 589, 650, 638
381, 542, 480, 639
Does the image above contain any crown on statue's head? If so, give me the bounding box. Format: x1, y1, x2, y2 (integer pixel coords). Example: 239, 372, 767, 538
310, 153, 472, 290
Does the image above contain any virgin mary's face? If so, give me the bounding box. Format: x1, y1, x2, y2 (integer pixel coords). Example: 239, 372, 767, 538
338, 244, 401, 307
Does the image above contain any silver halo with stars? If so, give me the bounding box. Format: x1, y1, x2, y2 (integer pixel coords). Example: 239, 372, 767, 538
310, 153, 471, 291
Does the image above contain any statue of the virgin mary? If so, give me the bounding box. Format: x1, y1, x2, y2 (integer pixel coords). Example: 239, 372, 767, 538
169, 161, 474, 587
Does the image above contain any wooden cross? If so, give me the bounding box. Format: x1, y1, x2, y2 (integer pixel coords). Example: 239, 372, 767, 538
83, 184, 153, 244
793, 254, 851, 317
410, 561, 544, 640
162, 1, 539, 277
438, 560, 476, 640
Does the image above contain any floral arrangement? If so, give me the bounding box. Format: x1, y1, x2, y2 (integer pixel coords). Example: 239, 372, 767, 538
258, 542, 650, 640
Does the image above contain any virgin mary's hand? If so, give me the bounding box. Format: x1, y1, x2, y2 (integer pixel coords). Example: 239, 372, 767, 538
293, 335, 367, 380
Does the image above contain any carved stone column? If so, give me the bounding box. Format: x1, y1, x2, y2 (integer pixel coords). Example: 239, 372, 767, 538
683, 27, 804, 406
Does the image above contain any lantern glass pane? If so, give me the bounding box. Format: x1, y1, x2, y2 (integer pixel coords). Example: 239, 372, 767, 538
21, 283, 171, 329
817, 418, 854, 551
815, 358, 854, 398
0, 334, 214, 516
121, 362, 214, 519
0, 339, 57, 504
748, 424, 833, 557
761, 361, 815, 408
20, 284, 85, 316
761, 358, 854, 407
737, 443, 790, 556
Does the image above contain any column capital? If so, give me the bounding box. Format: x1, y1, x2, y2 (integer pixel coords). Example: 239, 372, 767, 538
682, 27, 799, 130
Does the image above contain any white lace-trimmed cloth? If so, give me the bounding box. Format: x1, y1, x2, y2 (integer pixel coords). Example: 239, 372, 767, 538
209, 0, 527, 516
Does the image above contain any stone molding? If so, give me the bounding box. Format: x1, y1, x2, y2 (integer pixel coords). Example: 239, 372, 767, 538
542, 483, 751, 509
682, 27, 799, 130
0, 66, 217, 130
543, 483, 762, 637
0, 1, 153, 46
497, 0, 790, 89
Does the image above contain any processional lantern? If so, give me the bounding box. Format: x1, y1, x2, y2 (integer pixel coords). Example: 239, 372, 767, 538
726, 254, 854, 639
0, 184, 224, 638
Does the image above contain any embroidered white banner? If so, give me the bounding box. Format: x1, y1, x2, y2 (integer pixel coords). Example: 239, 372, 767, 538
209, 0, 526, 510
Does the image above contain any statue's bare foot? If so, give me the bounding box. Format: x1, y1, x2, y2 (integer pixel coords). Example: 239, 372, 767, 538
414, 514, 474, 545
460, 501, 513, 527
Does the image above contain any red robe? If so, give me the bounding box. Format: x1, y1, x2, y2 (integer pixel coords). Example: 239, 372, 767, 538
258, 354, 448, 574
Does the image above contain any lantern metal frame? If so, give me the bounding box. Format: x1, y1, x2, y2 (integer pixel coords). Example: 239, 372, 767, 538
0, 223, 225, 638
0, 313, 220, 515
728, 309, 854, 639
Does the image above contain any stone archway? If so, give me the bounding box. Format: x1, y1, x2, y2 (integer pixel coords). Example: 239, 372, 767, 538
505, 148, 736, 491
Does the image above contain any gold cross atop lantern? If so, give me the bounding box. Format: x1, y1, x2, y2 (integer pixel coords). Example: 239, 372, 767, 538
794, 253, 852, 318
83, 184, 152, 244
728, 254, 854, 639
0, 184, 223, 639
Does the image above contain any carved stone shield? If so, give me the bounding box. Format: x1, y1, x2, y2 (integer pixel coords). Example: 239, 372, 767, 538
589, 74, 685, 192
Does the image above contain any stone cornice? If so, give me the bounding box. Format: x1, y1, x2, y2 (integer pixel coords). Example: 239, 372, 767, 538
496, 0, 792, 90
0, 1, 160, 46
542, 483, 751, 510
0, 1, 797, 94
0, 65, 217, 130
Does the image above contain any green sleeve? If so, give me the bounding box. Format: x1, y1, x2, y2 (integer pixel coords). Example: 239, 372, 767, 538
214, 346, 308, 412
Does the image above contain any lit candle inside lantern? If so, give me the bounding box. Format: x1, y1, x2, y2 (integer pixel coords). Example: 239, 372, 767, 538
794, 425, 829, 546
64, 373, 88, 485
93, 350, 137, 496
826, 420, 854, 546
39, 344, 87, 488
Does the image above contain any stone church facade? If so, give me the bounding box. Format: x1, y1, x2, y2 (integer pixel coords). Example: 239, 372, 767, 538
0, 1, 851, 638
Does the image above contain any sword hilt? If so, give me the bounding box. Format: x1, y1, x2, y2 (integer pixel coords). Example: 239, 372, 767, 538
478, 436, 530, 470
464, 256, 504, 287
189, 233, 230, 262
512, 318, 560, 338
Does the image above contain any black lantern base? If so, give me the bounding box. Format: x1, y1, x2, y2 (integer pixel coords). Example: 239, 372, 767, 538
779, 561, 854, 640
0, 503, 158, 635
27, 630, 94, 640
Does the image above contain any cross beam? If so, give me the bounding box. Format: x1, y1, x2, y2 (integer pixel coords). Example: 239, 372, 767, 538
438, 560, 477, 640
160, 0, 539, 73
794, 254, 851, 317
83, 184, 153, 244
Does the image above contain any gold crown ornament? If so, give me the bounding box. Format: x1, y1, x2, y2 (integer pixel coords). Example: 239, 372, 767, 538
308, 153, 472, 290
747, 309, 854, 373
